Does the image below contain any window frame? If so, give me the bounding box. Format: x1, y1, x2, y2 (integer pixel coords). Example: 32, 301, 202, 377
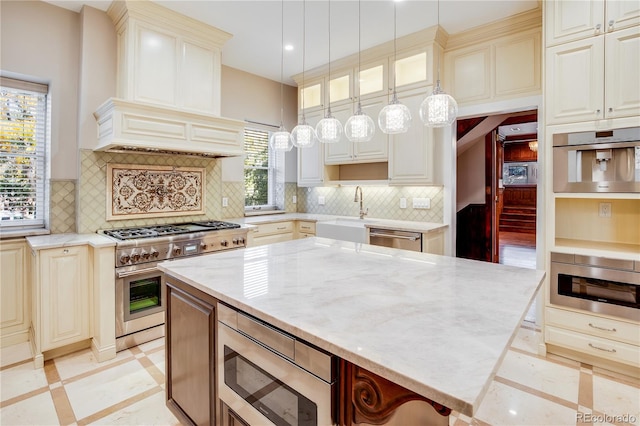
243, 126, 284, 214
0, 77, 49, 231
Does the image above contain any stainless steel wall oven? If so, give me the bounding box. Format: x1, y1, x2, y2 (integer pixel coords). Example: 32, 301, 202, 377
550, 252, 640, 322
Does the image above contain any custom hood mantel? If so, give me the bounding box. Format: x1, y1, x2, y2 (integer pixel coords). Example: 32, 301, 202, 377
93, 0, 244, 157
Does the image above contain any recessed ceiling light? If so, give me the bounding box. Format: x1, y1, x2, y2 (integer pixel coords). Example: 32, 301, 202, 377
284, 44, 294, 51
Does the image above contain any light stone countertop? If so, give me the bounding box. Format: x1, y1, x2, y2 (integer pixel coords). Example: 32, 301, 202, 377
158, 237, 545, 417
228, 213, 448, 234
26, 233, 116, 250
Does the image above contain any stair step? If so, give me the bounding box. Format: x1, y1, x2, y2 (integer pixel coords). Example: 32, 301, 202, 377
500, 224, 536, 234
501, 214, 536, 222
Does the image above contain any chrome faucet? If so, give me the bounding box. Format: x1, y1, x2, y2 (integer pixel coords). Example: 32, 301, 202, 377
354, 186, 368, 219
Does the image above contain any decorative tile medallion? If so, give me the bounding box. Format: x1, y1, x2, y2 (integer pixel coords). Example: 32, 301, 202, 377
107, 164, 205, 220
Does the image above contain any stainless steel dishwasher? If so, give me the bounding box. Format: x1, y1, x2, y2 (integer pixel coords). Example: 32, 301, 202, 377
369, 228, 422, 252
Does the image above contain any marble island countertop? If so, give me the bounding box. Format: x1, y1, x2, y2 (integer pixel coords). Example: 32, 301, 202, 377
158, 237, 545, 417
229, 212, 448, 234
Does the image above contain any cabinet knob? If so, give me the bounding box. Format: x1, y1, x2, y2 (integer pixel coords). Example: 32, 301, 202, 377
608, 107, 613, 113
608, 20, 614, 31
63, 249, 69, 254
595, 23, 601, 34
596, 109, 601, 115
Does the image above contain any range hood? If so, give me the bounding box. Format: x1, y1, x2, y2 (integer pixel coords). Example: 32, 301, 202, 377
93, 0, 244, 157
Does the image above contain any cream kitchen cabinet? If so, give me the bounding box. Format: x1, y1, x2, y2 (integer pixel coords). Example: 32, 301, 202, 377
296, 221, 316, 239
1, 239, 30, 347
324, 97, 389, 165
545, 0, 640, 46
388, 89, 436, 185
249, 221, 295, 247
422, 230, 445, 256
299, 77, 325, 112
297, 109, 325, 187
108, 0, 228, 115
545, 26, 640, 124
31, 245, 90, 367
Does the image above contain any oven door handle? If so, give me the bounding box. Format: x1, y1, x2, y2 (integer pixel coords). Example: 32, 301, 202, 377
117, 267, 158, 278
369, 232, 420, 241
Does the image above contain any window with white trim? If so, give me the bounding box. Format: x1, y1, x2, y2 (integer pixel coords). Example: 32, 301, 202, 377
0, 78, 48, 229
244, 127, 284, 212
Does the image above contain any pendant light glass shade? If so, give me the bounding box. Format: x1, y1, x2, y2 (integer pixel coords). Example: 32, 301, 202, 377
291, 121, 317, 148
379, 100, 412, 134
269, 126, 293, 151
316, 113, 343, 144
345, 107, 376, 143
378, 1, 411, 134
346, 0, 375, 143
418, 81, 458, 127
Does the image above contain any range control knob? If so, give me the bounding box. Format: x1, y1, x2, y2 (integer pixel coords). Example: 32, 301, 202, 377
200, 242, 208, 251
173, 247, 182, 256
221, 240, 228, 247
141, 251, 150, 260
150, 250, 159, 258
232, 237, 239, 245
238, 237, 245, 244
131, 253, 141, 262
120, 254, 130, 264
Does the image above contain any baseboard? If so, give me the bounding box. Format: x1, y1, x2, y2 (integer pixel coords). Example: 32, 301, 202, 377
91, 338, 117, 363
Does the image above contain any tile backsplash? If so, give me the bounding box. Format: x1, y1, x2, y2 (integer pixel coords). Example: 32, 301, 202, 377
298, 185, 444, 223
50, 180, 76, 234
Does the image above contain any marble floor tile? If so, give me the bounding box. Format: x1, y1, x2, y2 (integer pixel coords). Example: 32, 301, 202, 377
88, 389, 179, 425
146, 349, 166, 375
509, 326, 541, 355
0, 361, 48, 402
473, 381, 578, 426
496, 350, 580, 404
63, 359, 158, 420
592, 375, 640, 426
0, 390, 59, 425
53, 347, 134, 381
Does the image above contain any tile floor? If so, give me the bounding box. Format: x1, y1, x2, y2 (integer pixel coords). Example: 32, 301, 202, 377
1, 325, 638, 426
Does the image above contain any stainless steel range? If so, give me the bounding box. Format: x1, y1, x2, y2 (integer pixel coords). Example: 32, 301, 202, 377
102, 220, 248, 351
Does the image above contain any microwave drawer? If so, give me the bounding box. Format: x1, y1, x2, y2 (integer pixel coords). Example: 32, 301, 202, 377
545, 325, 640, 367
545, 307, 639, 345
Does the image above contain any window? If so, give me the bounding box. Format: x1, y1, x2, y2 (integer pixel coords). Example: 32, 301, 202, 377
0, 78, 48, 229
244, 127, 284, 212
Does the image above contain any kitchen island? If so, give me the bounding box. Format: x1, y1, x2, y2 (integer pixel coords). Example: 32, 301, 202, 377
158, 237, 544, 425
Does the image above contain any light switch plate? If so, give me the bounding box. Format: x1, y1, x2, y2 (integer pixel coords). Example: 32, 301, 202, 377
318, 196, 325, 205
413, 197, 431, 209
222, 197, 228, 207
400, 198, 407, 209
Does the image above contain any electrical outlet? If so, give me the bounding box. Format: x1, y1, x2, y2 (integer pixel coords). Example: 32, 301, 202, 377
400, 197, 407, 209
318, 196, 325, 205
599, 202, 612, 218
292, 195, 297, 204
413, 197, 431, 209
222, 197, 228, 207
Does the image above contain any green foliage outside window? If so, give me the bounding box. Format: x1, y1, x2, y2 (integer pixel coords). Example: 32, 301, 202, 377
244, 128, 271, 207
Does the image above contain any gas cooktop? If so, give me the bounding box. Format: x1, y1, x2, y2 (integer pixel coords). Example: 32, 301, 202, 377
102, 220, 241, 241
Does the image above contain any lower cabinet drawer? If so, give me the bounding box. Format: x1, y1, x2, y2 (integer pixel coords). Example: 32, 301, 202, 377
546, 307, 639, 345
546, 325, 640, 367
254, 221, 294, 236
252, 233, 294, 247
297, 221, 316, 234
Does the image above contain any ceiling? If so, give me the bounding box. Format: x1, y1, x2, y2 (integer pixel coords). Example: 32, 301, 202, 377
43, 0, 540, 86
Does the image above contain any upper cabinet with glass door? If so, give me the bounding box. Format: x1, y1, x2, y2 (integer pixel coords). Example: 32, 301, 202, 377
355, 58, 389, 100
391, 48, 433, 93
298, 77, 324, 112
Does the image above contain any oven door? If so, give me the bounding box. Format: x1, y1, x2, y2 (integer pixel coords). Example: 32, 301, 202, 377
217, 322, 335, 426
115, 265, 166, 339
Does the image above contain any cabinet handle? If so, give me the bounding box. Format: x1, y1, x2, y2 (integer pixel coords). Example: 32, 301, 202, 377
588, 323, 616, 333
63, 249, 69, 254
276, 226, 286, 230
608, 20, 614, 31
595, 23, 601, 34
588, 343, 616, 353
596, 109, 601, 115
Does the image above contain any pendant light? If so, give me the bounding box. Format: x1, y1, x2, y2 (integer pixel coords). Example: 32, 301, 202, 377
316, 0, 343, 144
270, 0, 293, 151
378, 1, 411, 134
345, 0, 375, 143
419, 0, 458, 128
291, 0, 318, 148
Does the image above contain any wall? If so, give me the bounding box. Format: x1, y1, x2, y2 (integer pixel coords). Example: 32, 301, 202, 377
0, 0, 80, 181
456, 137, 485, 212
299, 186, 444, 223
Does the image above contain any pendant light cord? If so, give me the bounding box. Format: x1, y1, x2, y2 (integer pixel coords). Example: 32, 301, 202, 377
392, 1, 397, 102
326, 0, 332, 116
356, 0, 362, 114
436, 0, 441, 87
279, 0, 285, 128
301, 0, 306, 121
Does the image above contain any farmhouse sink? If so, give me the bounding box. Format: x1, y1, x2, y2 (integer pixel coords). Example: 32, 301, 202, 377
315, 218, 377, 244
